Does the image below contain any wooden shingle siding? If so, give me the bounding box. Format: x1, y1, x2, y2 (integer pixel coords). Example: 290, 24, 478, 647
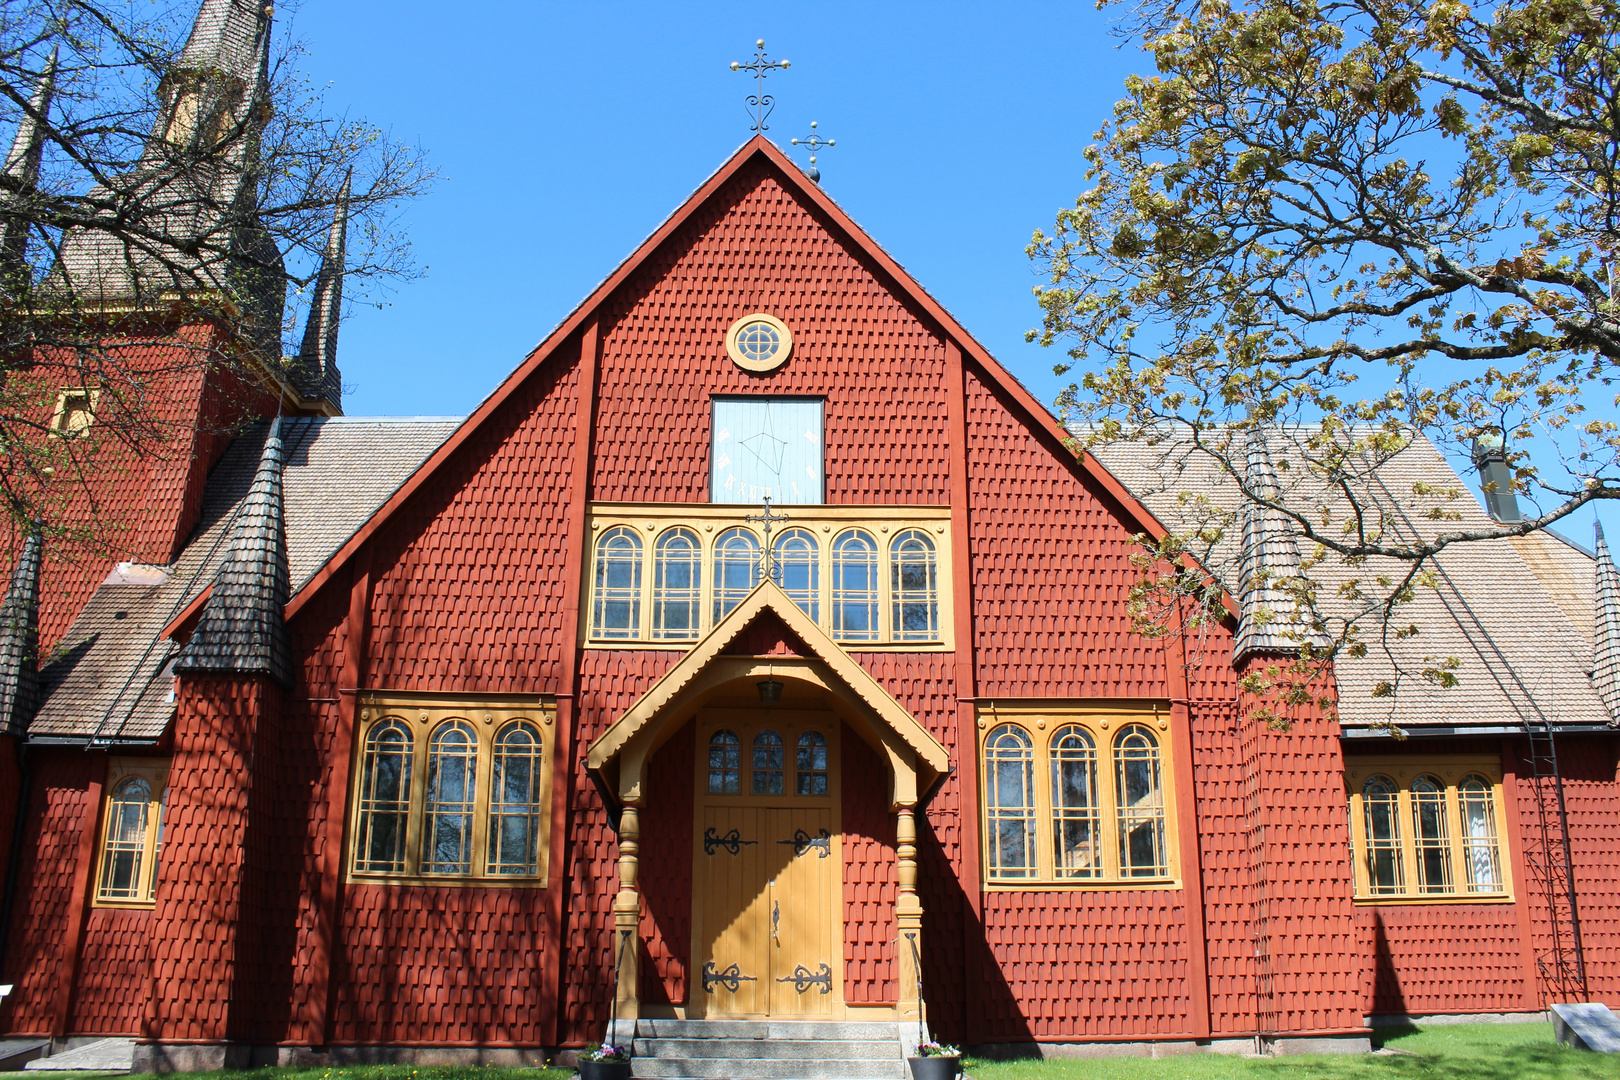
639, 723, 693, 1006
842, 730, 898, 1003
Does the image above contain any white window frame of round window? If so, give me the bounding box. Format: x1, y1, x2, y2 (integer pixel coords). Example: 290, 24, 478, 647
724, 313, 794, 373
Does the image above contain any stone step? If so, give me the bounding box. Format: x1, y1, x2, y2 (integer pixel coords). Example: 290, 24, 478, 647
631, 1059, 906, 1080
24, 1037, 134, 1072
633, 1038, 900, 1061
633, 1019, 901, 1042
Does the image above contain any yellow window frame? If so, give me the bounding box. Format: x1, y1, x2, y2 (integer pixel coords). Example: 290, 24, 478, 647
976, 704, 1180, 888
93, 758, 168, 908
347, 694, 557, 886
1345, 756, 1514, 903
583, 504, 954, 650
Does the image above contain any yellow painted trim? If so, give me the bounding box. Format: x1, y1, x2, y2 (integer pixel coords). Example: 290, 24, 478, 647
1345, 755, 1514, 903
583, 504, 954, 650
345, 697, 558, 886
975, 704, 1181, 889
724, 312, 794, 373
92, 758, 169, 909
584, 579, 949, 791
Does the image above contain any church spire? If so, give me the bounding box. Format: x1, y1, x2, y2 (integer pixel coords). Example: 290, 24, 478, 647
1233, 428, 1330, 663
158, 0, 272, 154
0, 524, 43, 738
174, 419, 293, 687
292, 170, 348, 412
1593, 521, 1620, 724
1, 49, 57, 285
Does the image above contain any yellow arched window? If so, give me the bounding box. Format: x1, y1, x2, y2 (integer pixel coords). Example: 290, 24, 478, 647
979, 709, 1179, 885
890, 529, 940, 641
592, 526, 643, 638
653, 527, 702, 641
348, 701, 556, 884
831, 529, 879, 641
1346, 759, 1510, 901
94, 765, 167, 906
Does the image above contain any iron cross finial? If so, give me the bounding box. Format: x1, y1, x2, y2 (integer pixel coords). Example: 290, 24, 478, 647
790, 121, 836, 183
730, 38, 789, 132
746, 496, 790, 582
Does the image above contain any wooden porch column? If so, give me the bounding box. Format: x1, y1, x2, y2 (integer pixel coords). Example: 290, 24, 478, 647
895, 802, 924, 1027
612, 798, 643, 1027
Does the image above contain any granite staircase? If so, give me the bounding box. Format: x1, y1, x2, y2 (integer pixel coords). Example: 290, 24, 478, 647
629, 1019, 908, 1080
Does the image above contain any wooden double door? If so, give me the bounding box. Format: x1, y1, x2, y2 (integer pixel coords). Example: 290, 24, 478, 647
692, 711, 842, 1018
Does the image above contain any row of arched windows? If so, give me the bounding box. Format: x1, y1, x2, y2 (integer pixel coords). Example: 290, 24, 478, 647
592, 523, 941, 643
707, 728, 830, 797
1352, 770, 1504, 898
354, 716, 548, 879
982, 721, 1171, 883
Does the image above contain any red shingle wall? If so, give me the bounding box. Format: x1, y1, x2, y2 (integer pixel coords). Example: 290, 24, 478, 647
328, 885, 549, 1045
1514, 735, 1620, 1007
963, 364, 1167, 699
1236, 687, 1363, 1034
24, 326, 277, 651
0, 750, 93, 1035
363, 350, 578, 693
1189, 699, 1261, 1036
564, 650, 674, 1045
842, 727, 897, 1003
70, 907, 151, 1034
640, 721, 694, 1006
146, 675, 276, 1042
590, 158, 950, 506
1361, 905, 1528, 1014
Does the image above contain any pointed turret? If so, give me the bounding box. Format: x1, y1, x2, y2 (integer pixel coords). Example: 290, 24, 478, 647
1, 49, 57, 285
291, 170, 348, 412
174, 419, 293, 686
1593, 521, 1620, 724
0, 525, 44, 737
1234, 428, 1331, 663
177, 0, 273, 85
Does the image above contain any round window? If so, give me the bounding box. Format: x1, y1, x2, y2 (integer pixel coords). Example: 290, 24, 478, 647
725, 313, 793, 372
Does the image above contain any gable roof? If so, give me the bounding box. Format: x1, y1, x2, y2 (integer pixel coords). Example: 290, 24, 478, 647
284, 136, 1202, 623
586, 579, 950, 787
1091, 431, 1611, 734
30, 416, 457, 742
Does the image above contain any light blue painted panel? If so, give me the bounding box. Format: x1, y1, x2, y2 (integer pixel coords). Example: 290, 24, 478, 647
711, 398, 824, 504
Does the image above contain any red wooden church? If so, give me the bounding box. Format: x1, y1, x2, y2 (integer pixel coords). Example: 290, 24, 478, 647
1, 2, 1618, 1071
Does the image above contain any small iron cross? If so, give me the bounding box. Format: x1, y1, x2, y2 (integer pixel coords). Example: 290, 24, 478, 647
747, 496, 790, 581
790, 121, 836, 183
730, 39, 789, 132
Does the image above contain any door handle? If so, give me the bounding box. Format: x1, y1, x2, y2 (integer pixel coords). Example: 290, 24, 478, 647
772, 899, 780, 945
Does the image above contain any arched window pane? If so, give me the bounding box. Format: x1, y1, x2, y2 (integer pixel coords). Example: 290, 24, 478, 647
797, 731, 829, 796
488, 722, 544, 875
592, 527, 643, 639
713, 528, 761, 622
98, 777, 151, 901
708, 730, 741, 794
1411, 776, 1453, 894
1362, 776, 1403, 894
984, 724, 1036, 879
356, 719, 414, 874
1114, 725, 1168, 877
422, 720, 478, 874
1459, 775, 1502, 892
1050, 726, 1100, 878
653, 528, 702, 640
772, 528, 820, 621
891, 530, 940, 641
831, 530, 879, 642
753, 730, 785, 794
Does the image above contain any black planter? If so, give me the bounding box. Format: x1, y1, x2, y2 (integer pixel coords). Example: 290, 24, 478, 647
908, 1057, 962, 1080
578, 1061, 632, 1080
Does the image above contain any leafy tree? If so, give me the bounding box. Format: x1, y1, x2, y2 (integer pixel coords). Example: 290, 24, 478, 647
1030, 0, 1620, 706
0, 0, 431, 548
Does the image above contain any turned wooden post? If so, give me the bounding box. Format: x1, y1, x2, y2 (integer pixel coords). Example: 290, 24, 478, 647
613, 800, 643, 1025
896, 802, 925, 1026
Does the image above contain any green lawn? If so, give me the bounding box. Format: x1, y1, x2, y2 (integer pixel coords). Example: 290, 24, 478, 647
968, 1022, 1619, 1080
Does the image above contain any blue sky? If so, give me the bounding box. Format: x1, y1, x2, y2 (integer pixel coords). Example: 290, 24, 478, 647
283, 1, 1134, 420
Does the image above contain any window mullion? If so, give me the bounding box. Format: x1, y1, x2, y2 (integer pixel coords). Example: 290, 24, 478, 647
1396, 789, 1418, 898
471, 731, 492, 880
405, 724, 428, 877
1035, 730, 1052, 882
143, 782, 161, 901
1348, 787, 1367, 898
1099, 727, 1117, 881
